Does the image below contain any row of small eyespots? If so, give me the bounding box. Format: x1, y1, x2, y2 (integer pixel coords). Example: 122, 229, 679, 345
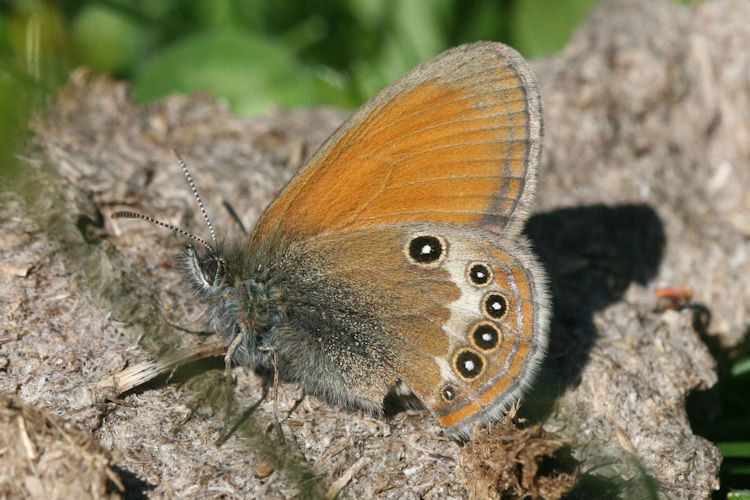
404, 236, 507, 402
447, 319, 502, 379
467, 262, 509, 320
442, 327, 499, 402
465, 261, 507, 354
442, 262, 509, 402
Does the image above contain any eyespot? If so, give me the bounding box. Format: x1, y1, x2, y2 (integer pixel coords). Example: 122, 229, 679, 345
405, 235, 446, 267
441, 384, 458, 402
467, 262, 493, 286
483, 293, 508, 320
471, 321, 501, 351
453, 348, 485, 380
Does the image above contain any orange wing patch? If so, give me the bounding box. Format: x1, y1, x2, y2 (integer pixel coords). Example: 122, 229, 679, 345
437, 400, 482, 428
251, 44, 540, 244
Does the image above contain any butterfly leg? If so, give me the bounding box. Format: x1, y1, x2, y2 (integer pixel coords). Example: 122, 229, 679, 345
220, 333, 243, 424
225, 332, 243, 380
259, 345, 283, 440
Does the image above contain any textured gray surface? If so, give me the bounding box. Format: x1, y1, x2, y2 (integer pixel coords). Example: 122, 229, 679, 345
3, 0, 748, 497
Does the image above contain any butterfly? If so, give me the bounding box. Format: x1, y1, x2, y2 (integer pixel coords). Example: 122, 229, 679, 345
115, 41, 549, 436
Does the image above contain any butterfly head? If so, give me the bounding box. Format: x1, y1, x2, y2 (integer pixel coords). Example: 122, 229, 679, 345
179, 234, 285, 369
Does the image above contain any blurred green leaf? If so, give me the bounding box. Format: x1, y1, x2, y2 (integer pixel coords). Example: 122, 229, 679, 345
726, 464, 750, 476
71, 4, 151, 74
4, 0, 625, 112
0, 12, 11, 52
732, 357, 750, 377
350, 0, 451, 101
1, 1, 69, 182
513, 0, 599, 58
7, 0, 70, 84
191, 0, 235, 27
134, 29, 324, 115
450, 1, 513, 46
0, 74, 27, 179
719, 442, 750, 458
390, 0, 450, 63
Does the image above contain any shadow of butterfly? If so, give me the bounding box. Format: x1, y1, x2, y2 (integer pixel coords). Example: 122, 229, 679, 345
115, 41, 549, 436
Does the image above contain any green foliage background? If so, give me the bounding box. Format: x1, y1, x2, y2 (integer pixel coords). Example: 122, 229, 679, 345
0, 0, 602, 115
0, 0, 747, 497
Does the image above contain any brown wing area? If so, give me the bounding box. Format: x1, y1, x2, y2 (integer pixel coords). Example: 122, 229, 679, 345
292, 226, 460, 404
251, 42, 542, 246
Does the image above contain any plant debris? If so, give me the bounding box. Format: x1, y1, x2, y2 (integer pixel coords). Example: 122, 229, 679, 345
458, 408, 578, 500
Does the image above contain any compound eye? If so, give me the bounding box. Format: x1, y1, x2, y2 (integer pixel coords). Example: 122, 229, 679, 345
201, 258, 218, 286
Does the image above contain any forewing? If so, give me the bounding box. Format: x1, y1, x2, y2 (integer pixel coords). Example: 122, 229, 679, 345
251, 42, 542, 245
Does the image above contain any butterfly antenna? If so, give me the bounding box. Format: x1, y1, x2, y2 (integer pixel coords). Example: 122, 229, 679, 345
172, 149, 219, 250
111, 210, 217, 259
222, 200, 248, 235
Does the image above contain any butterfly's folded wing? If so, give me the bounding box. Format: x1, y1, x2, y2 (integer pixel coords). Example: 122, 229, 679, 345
249, 42, 548, 433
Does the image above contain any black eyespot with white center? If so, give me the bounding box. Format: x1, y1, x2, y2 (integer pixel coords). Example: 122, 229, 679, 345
467, 262, 492, 286
454, 349, 485, 380
406, 235, 446, 266
441, 384, 457, 402
471, 322, 501, 351
483, 293, 508, 319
